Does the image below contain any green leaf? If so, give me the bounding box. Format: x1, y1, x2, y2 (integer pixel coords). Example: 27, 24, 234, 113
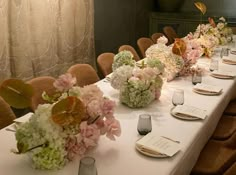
51, 96, 85, 126
16, 142, 29, 154
0, 79, 33, 109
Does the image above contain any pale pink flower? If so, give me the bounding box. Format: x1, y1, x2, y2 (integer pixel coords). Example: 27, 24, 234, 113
87, 99, 103, 119
157, 36, 168, 45
53, 73, 76, 92
80, 85, 103, 105
65, 136, 86, 160
155, 89, 161, 100
79, 121, 101, 148
104, 118, 121, 141
100, 98, 116, 119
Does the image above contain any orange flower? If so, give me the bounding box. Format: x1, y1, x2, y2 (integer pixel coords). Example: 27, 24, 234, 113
208, 17, 216, 28
172, 38, 187, 57
51, 96, 86, 126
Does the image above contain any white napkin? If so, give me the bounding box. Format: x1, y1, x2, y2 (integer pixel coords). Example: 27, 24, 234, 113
193, 83, 222, 93
136, 133, 181, 157
222, 56, 236, 64
211, 70, 236, 78
172, 105, 207, 119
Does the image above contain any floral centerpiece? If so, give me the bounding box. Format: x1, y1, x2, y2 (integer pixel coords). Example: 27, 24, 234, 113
110, 51, 164, 108
2, 74, 121, 170
112, 50, 136, 71
145, 36, 186, 81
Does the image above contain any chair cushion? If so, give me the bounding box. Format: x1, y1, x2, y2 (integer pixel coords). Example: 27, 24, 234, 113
191, 140, 236, 175
224, 100, 236, 115
224, 163, 236, 175
212, 116, 236, 140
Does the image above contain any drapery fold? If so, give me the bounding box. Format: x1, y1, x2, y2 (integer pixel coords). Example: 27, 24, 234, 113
0, 0, 95, 81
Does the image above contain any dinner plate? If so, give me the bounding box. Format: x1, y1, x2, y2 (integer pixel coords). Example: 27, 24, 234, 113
192, 88, 222, 96
170, 107, 200, 121
135, 145, 168, 158
210, 73, 234, 79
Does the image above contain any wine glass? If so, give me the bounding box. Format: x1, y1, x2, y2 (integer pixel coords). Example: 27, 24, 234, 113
172, 89, 184, 106
220, 47, 229, 58
78, 157, 97, 175
137, 114, 152, 135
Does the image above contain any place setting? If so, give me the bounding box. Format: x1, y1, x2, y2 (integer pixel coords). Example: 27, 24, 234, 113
135, 114, 181, 158
192, 83, 223, 96
170, 89, 208, 121
210, 70, 236, 79
222, 55, 236, 65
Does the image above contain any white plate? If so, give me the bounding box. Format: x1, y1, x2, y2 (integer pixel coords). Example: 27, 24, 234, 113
135, 145, 168, 158
210, 74, 234, 79
192, 88, 222, 96
170, 107, 200, 121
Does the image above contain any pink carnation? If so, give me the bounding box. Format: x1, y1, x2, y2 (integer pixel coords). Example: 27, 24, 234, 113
80, 85, 103, 105
104, 118, 121, 141
53, 73, 76, 92
78, 121, 101, 148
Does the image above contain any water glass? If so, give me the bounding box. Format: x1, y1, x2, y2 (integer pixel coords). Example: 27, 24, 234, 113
78, 157, 97, 175
209, 58, 219, 72
220, 47, 229, 58
192, 71, 202, 85
137, 114, 152, 135
172, 89, 184, 106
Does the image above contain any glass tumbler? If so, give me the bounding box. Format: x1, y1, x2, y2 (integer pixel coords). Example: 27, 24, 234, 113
172, 89, 184, 106
220, 47, 229, 58
209, 58, 219, 72
137, 114, 152, 135
78, 157, 97, 175
192, 71, 202, 85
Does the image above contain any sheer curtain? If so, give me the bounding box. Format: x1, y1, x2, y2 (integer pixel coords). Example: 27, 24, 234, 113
0, 0, 95, 81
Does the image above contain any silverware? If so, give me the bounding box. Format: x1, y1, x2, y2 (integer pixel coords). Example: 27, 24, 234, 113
161, 136, 180, 144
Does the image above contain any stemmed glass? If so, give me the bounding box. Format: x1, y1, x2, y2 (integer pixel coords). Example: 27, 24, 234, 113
220, 47, 229, 58
78, 157, 97, 175
209, 58, 219, 72
137, 114, 152, 135
172, 89, 184, 106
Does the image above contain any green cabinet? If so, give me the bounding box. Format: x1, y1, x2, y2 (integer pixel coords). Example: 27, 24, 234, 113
149, 12, 236, 37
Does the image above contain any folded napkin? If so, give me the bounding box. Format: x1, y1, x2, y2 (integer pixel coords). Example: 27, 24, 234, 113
172, 105, 207, 119
136, 133, 180, 157
222, 56, 236, 65
193, 83, 222, 94
211, 70, 236, 78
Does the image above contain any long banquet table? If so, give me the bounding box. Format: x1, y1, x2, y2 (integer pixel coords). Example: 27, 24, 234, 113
1, 45, 236, 175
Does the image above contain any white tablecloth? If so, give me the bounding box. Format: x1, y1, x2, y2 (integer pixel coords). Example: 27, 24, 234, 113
1, 46, 236, 175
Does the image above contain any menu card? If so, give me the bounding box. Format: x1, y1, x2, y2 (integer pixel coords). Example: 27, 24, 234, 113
211, 70, 236, 78
193, 83, 222, 93
172, 105, 207, 119
136, 133, 181, 157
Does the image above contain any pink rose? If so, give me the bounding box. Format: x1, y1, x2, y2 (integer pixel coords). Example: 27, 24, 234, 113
53, 73, 76, 92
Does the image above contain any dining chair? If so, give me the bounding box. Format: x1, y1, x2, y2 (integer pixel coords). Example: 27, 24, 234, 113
137, 37, 154, 58
231, 26, 236, 34
151, 32, 164, 43
163, 26, 179, 45
224, 99, 236, 116
27, 76, 57, 111
67, 64, 100, 87
0, 96, 16, 129
118, 45, 140, 61
212, 115, 236, 140
191, 131, 236, 175
223, 162, 236, 175
97, 52, 115, 77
